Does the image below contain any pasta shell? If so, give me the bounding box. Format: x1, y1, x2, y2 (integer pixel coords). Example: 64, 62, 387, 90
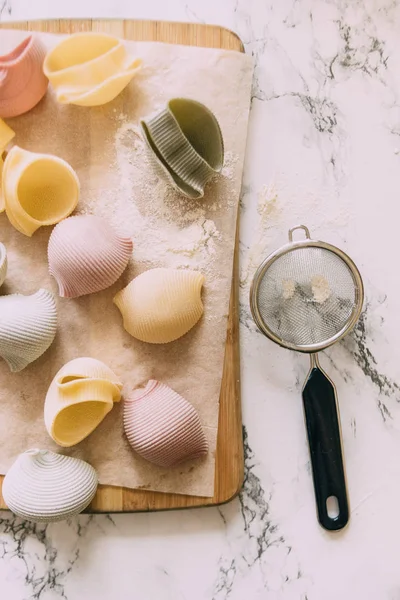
0, 242, 7, 287
124, 380, 208, 467
0, 35, 48, 118
48, 215, 133, 298
2, 449, 98, 522
43, 33, 142, 107
0, 289, 57, 372
44, 357, 122, 447
114, 268, 204, 344
2, 146, 80, 236
140, 98, 224, 199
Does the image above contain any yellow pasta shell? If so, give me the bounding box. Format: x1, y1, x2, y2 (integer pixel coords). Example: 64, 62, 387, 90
2, 146, 79, 236
44, 357, 122, 447
43, 33, 142, 106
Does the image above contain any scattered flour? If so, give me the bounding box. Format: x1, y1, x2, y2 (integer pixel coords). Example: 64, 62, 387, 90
78, 116, 239, 282
240, 182, 281, 292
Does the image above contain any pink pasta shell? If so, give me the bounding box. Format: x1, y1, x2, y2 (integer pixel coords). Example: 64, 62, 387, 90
48, 215, 133, 298
124, 380, 208, 467
0, 35, 48, 118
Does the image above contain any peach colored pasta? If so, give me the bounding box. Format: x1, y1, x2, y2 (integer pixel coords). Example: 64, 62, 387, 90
113, 268, 204, 344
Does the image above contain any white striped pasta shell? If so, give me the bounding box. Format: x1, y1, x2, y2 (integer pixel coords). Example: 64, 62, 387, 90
48, 215, 133, 298
124, 380, 208, 467
0, 289, 57, 372
44, 357, 123, 447
113, 268, 204, 344
0, 242, 7, 287
2, 146, 80, 237
2, 449, 98, 523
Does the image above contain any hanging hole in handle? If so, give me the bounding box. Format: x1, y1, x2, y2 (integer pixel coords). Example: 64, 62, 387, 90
326, 495, 340, 519
288, 224, 311, 242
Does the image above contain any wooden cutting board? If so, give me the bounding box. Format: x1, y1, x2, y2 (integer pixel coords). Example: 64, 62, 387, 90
0, 19, 244, 512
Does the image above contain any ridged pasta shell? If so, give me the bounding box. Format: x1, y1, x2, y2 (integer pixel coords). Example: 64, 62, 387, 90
43, 33, 142, 107
140, 98, 224, 199
0, 242, 7, 287
114, 268, 204, 344
1, 146, 80, 236
2, 449, 98, 522
0, 35, 48, 118
44, 357, 123, 447
0, 289, 57, 372
124, 380, 208, 467
48, 215, 133, 298
141, 126, 203, 200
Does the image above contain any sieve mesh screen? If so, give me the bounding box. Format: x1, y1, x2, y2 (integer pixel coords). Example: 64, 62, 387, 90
256, 246, 357, 347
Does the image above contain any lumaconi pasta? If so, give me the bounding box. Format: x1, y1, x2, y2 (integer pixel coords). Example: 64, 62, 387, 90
48, 215, 133, 298
43, 33, 142, 106
0, 35, 48, 118
0, 242, 7, 287
2, 146, 80, 236
0, 289, 57, 372
113, 267, 205, 344
140, 98, 224, 199
2, 449, 98, 523
124, 380, 208, 467
44, 357, 123, 447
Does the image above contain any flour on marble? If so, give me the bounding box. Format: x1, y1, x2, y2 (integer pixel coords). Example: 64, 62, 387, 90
240, 182, 281, 294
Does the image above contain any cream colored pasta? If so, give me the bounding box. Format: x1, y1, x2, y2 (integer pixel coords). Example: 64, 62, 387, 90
44, 357, 123, 447
113, 268, 205, 344
2, 146, 79, 236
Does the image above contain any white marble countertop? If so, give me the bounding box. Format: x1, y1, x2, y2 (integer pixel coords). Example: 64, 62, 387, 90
2, 1, 400, 598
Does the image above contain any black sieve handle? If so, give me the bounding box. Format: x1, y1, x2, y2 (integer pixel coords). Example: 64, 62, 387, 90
302, 355, 349, 531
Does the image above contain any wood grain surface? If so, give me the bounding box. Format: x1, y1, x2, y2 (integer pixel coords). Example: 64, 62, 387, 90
0, 19, 244, 512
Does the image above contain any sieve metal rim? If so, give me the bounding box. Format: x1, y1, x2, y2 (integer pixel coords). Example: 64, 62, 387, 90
250, 228, 364, 353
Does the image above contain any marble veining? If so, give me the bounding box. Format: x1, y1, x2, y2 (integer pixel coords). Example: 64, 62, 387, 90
2, 0, 400, 598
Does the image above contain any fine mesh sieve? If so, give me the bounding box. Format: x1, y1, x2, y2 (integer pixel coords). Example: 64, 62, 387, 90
250, 225, 364, 531
250, 225, 363, 352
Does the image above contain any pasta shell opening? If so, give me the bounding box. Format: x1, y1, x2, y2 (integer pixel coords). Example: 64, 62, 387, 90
45, 357, 122, 447
17, 157, 78, 223
52, 401, 112, 447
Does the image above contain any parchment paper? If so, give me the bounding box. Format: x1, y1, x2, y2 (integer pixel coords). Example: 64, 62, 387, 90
0, 30, 253, 497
